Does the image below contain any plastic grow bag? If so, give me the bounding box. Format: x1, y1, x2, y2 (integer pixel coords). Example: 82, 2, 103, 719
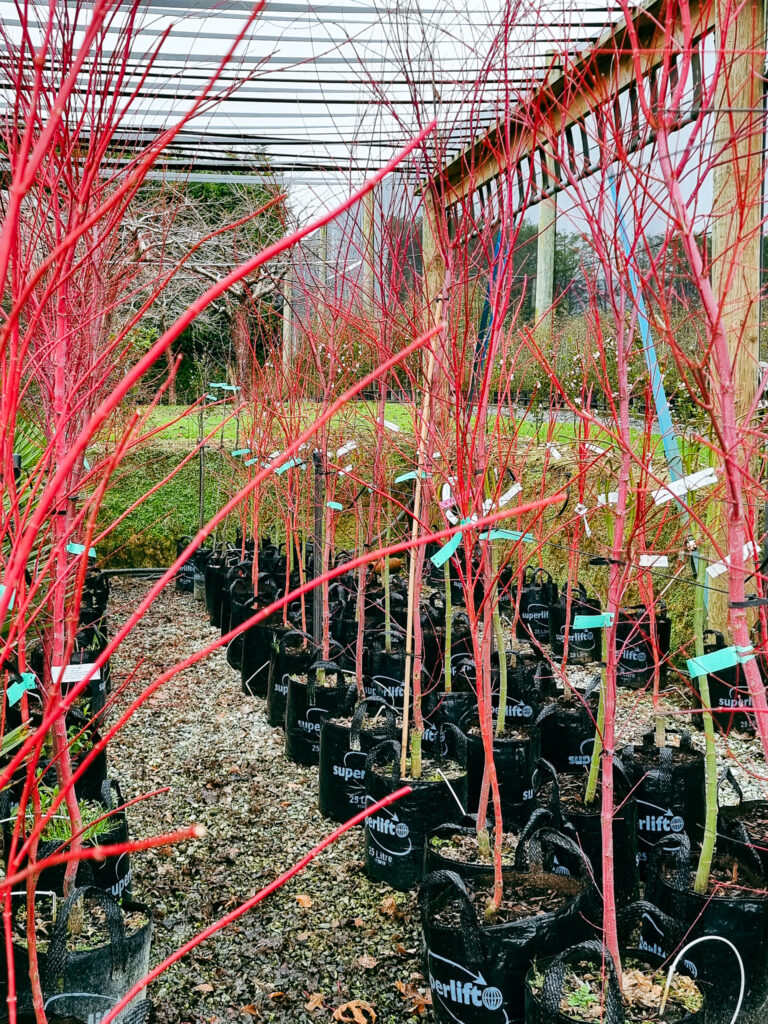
420, 830, 597, 1024
534, 671, 601, 773
318, 698, 398, 821
461, 710, 541, 829
548, 584, 602, 665
523, 938, 705, 1024
265, 629, 315, 725
615, 603, 671, 690
643, 831, 768, 1024
514, 568, 558, 654
284, 662, 357, 766
12, 888, 152, 1020
364, 731, 468, 891
621, 730, 705, 874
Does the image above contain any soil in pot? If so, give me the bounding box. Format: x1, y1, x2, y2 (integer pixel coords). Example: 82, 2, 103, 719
425, 822, 519, 882
526, 955, 704, 1022
365, 739, 468, 891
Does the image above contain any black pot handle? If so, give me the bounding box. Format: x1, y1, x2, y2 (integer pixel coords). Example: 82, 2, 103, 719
350, 698, 398, 749
538, 939, 624, 1024
439, 721, 467, 767
531, 568, 554, 588
365, 739, 401, 781
531, 758, 563, 825
43, 886, 127, 986
647, 832, 691, 918
121, 1000, 156, 1024
100, 778, 125, 812
617, 899, 682, 946
418, 870, 484, 967
280, 629, 314, 650
704, 629, 725, 650
718, 767, 745, 806
514, 824, 594, 882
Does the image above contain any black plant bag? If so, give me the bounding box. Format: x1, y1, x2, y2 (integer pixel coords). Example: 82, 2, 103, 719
524, 937, 705, 1024
717, 768, 768, 875
364, 729, 468, 891
534, 670, 601, 773
174, 535, 196, 592
419, 828, 598, 1024
693, 630, 761, 735
514, 568, 558, 654
226, 573, 254, 672
318, 698, 398, 822
548, 584, 602, 664
644, 831, 768, 1024
621, 730, 705, 875
12, 887, 152, 1019
284, 661, 357, 766
36, 711, 108, 804
461, 710, 541, 830
240, 574, 283, 697
557, 757, 640, 902
265, 629, 314, 725
615, 603, 671, 690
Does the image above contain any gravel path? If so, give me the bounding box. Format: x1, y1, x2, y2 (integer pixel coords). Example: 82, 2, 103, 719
109, 580, 425, 1024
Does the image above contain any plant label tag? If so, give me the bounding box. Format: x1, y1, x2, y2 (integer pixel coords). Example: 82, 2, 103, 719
52, 664, 101, 684
545, 443, 562, 460
383, 419, 400, 432
652, 467, 717, 505
706, 541, 760, 578
639, 554, 669, 568
597, 492, 618, 506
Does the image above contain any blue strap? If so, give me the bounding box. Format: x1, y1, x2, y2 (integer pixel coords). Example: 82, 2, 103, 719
430, 520, 470, 568
479, 529, 534, 543
231, 448, 251, 457
573, 612, 614, 629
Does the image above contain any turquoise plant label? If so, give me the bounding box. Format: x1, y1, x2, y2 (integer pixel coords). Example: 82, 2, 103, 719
7, 672, 36, 706
573, 612, 614, 629
231, 448, 251, 457
66, 542, 96, 557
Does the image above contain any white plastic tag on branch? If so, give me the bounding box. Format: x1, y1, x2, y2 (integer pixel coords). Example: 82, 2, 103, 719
545, 443, 562, 461
639, 554, 669, 568
652, 467, 717, 506
585, 443, 607, 456
383, 419, 400, 433
441, 480, 459, 525
574, 502, 592, 537
706, 542, 761, 578
336, 441, 357, 459
597, 492, 618, 506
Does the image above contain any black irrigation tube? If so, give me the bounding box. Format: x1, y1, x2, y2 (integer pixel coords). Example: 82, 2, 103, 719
102, 568, 168, 579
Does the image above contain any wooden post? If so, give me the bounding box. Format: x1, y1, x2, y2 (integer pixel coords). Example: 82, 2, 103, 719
281, 265, 294, 373
708, 0, 764, 632
400, 189, 445, 776
362, 186, 376, 318
535, 156, 557, 344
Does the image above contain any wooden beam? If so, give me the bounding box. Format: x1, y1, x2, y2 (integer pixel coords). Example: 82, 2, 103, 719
708, 0, 765, 633
438, 0, 714, 207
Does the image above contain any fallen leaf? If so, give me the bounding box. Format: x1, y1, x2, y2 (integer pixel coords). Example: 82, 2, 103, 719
378, 897, 403, 921
353, 917, 365, 928
357, 954, 379, 970
305, 992, 325, 1012
193, 983, 213, 993
396, 981, 432, 1016
297, 931, 310, 941
296, 893, 313, 908
269, 992, 286, 1002
241, 1006, 260, 1018
333, 999, 376, 1023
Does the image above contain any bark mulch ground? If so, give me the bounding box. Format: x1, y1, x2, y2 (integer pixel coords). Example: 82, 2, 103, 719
110, 579, 427, 1024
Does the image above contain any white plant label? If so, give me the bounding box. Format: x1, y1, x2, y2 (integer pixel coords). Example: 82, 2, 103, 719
574, 502, 592, 537
652, 467, 717, 506
706, 542, 760, 578
383, 419, 400, 433
52, 664, 101, 683
585, 443, 607, 455
545, 443, 562, 460
597, 491, 618, 506
639, 554, 669, 568
336, 441, 357, 458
